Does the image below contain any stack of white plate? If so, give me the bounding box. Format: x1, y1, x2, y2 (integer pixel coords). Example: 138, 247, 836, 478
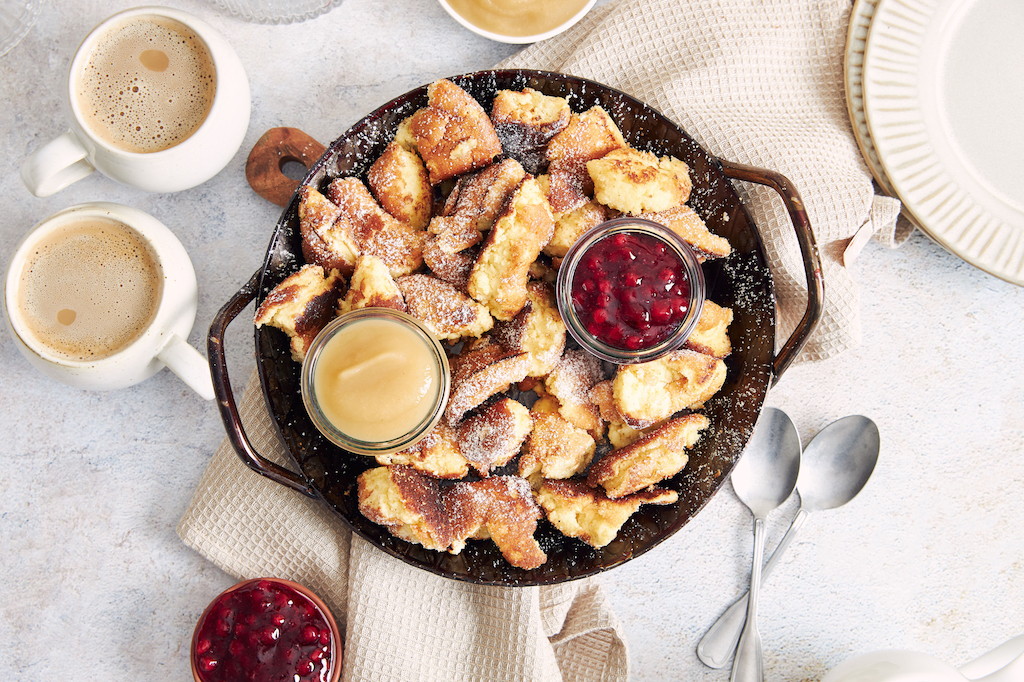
845, 0, 1024, 286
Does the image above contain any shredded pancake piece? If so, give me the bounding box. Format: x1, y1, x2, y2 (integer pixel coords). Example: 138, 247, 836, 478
587, 414, 709, 498
467, 176, 555, 321
396, 273, 493, 341
254, 264, 346, 362
518, 411, 595, 480
612, 349, 727, 427
410, 78, 503, 185
327, 177, 425, 278
456, 397, 533, 477
298, 186, 359, 276
447, 475, 547, 570
377, 422, 470, 479
535, 479, 678, 548
338, 254, 406, 314
445, 337, 531, 426
367, 140, 433, 230
492, 282, 566, 378
587, 147, 693, 215
357, 465, 453, 551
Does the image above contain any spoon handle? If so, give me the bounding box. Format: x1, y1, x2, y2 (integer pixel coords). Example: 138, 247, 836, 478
731, 516, 767, 682
698, 508, 810, 669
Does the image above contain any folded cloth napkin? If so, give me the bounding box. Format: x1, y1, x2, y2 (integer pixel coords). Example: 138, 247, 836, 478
500, 0, 911, 362
178, 371, 628, 682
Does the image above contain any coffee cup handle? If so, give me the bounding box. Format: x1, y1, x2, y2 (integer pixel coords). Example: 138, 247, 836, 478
21, 131, 96, 197
157, 333, 215, 400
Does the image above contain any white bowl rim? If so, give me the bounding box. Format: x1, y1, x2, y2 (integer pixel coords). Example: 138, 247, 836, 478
435, 0, 597, 44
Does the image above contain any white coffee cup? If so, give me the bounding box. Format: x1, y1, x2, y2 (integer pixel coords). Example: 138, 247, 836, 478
3, 202, 215, 400
20, 6, 251, 197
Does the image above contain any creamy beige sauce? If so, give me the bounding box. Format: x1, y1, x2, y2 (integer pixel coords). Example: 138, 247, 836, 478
446, 0, 590, 37
313, 318, 438, 443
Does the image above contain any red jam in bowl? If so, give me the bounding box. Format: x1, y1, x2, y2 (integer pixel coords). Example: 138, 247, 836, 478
193, 579, 337, 682
570, 231, 691, 351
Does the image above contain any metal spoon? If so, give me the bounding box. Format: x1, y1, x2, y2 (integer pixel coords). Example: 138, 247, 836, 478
728, 407, 802, 682
698, 414, 881, 670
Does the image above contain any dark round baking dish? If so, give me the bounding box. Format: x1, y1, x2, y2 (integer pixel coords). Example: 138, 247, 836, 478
209, 69, 823, 586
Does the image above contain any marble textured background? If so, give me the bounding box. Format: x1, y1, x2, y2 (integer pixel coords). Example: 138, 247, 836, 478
1, 1, 1021, 681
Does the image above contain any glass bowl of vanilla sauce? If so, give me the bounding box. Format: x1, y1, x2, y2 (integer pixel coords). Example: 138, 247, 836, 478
300, 308, 450, 456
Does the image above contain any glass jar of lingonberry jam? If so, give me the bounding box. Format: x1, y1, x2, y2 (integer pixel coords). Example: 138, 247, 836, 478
191, 578, 341, 682
556, 217, 706, 364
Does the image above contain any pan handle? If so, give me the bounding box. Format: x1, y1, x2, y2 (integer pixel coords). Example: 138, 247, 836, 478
718, 160, 824, 384
208, 270, 318, 497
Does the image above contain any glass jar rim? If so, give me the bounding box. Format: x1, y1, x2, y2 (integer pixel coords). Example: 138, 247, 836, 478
300, 308, 450, 455
555, 216, 707, 365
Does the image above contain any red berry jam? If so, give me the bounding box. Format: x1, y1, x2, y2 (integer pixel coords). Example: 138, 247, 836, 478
194, 579, 335, 682
570, 231, 691, 351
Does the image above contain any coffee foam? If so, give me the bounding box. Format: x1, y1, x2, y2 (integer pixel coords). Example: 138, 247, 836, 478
16, 217, 162, 362
76, 15, 216, 153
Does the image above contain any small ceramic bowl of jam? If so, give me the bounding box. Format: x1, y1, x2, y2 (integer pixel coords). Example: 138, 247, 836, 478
556, 217, 706, 364
191, 577, 341, 682
436, 0, 597, 44
300, 307, 450, 456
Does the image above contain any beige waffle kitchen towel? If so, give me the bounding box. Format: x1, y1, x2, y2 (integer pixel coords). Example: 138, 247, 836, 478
500, 0, 911, 362
178, 371, 628, 682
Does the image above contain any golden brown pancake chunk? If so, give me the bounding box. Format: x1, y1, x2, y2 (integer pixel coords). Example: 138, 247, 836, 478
367, 141, 433, 230
338, 254, 406, 314
392, 115, 418, 153
589, 380, 664, 449
588, 380, 622, 424
519, 411, 596, 480
422, 236, 477, 289
254, 264, 346, 362
587, 147, 693, 215
467, 177, 555, 320
297, 186, 359, 276
544, 349, 605, 435
684, 300, 733, 358
357, 465, 453, 551
587, 414, 709, 498
326, 177, 425, 278
439, 158, 527, 233
492, 282, 566, 377
538, 159, 593, 214
447, 475, 546, 569
491, 88, 571, 173
612, 349, 727, 427
456, 397, 533, 476
640, 204, 731, 262
377, 422, 469, 479
544, 199, 609, 257
445, 338, 531, 426
427, 214, 482, 255
536, 479, 678, 548
410, 79, 503, 184
545, 106, 626, 163
396, 273, 493, 341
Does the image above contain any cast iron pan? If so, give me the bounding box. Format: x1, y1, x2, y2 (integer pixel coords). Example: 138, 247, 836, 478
209, 70, 824, 586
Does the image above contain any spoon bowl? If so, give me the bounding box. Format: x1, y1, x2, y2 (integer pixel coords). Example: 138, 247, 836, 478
798, 415, 880, 512
730, 407, 802, 515
698, 414, 881, 670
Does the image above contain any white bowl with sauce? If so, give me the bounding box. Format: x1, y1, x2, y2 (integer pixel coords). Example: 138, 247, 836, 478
436, 0, 597, 44
300, 308, 450, 456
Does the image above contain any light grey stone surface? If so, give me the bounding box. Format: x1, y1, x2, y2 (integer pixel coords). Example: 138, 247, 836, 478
0, 2, 1021, 681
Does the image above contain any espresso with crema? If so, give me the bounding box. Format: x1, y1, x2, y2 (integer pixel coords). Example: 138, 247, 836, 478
16, 217, 162, 362
75, 15, 216, 153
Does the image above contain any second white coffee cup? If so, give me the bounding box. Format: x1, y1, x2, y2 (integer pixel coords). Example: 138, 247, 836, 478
3, 202, 215, 400
20, 6, 251, 197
